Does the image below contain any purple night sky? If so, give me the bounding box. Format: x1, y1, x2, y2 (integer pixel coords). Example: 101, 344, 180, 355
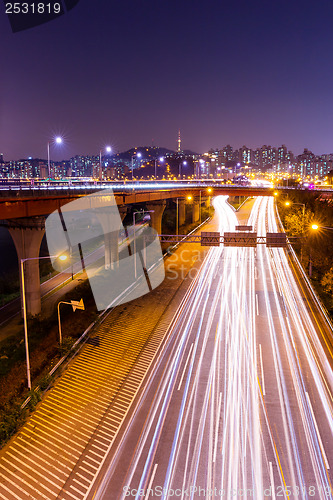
1, 0, 333, 160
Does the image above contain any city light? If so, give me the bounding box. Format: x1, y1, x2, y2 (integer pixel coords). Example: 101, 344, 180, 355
47, 136, 64, 178
311, 224, 333, 231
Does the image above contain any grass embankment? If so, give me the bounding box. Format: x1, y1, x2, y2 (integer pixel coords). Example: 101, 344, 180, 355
0, 280, 97, 448
227, 195, 249, 210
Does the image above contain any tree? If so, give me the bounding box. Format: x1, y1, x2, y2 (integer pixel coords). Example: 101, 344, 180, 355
284, 210, 314, 236
321, 267, 333, 294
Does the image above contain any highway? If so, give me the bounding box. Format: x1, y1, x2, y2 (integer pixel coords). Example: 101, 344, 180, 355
91, 196, 333, 499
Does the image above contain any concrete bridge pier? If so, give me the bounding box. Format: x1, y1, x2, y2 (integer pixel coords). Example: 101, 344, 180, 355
100, 205, 127, 270
146, 201, 166, 235
192, 200, 200, 223
178, 199, 186, 227
8, 218, 45, 317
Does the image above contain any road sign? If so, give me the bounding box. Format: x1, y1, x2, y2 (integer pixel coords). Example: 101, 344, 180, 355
223, 232, 257, 247
266, 233, 287, 248
201, 231, 221, 246
236, 225, 253, 231
71, 298, 85, 311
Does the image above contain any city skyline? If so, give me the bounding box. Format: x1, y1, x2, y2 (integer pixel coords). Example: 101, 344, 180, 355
2, 0, 333, 159
2, 142, 333, 180
2, 140, 333, 163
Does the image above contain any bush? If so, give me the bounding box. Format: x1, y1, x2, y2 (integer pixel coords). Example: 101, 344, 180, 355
27, 390, 41, 411
58, 336, 75, 356
0, 403, 26, 445
38, 374, 53, 391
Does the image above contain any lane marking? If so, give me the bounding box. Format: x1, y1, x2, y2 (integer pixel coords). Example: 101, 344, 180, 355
146, 463, 158, 499
177, 343, 194, 391
269, 461, 276, 500
259, 344, 266, 396
306, 392, 330, 470
256, 293, 259, 316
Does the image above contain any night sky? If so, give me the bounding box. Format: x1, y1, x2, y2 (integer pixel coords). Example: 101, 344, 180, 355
1, 0, 333, 160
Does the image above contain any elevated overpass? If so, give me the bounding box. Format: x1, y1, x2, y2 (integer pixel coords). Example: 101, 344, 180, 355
0, 183, 277, 219
0, 181, 332, 219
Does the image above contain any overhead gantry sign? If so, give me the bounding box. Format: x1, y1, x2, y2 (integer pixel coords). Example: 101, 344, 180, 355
157, 232, 288, 248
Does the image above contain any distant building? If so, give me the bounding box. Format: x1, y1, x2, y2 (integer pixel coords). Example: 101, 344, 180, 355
238, 145, 252, 164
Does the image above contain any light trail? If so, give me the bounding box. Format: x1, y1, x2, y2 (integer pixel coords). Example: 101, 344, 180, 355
93, 195, 333, 500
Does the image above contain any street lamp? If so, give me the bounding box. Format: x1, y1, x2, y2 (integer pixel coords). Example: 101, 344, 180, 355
311, 224, 333, 231
133, 210, 154, 278
21, 253, 68, 389
131, 152, 142, 181
47, 136, 63, 178
99, 146, 112, 181
199, 187, 213, 224
154, 157, 164, 179
285, 201, 306, 263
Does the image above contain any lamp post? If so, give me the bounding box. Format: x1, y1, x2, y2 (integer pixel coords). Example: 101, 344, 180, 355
47, 136, 63, 179
285, 201, 306, 263
310, 224, 333, 277
58, 299, 84, 345
199, 187, 213, 225
21, 253, 68, 389
133, 210, 154, 278
131, 152, 142, 181
99, 146, 112, 182
154, 157, 164, 179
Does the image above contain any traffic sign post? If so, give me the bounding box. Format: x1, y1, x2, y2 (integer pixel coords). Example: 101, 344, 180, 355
266, 233, 287, 248
57, 299, 85, 345
201, 231, 220, 246
223, 232, 258, 247
235, 225, 253, 231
